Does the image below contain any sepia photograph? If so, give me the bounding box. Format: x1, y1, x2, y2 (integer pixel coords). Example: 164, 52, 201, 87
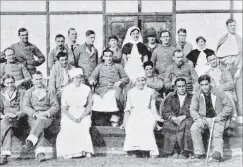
0, 0, 242, 166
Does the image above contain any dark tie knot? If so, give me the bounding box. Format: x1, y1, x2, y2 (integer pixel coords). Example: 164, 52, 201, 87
71, 45, 74, 52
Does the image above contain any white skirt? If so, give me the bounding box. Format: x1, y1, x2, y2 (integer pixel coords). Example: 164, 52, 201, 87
92, 90, 119, 112
124, 57, 145, 83
56, 107, 94, 158
123, 108, 159, 155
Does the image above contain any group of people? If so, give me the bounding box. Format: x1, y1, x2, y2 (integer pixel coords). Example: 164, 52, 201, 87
0, 18, 241, 164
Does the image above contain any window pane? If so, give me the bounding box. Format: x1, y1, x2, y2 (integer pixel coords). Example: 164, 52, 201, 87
176, 13, 231, 50
1, 15, 47, 77
177, 1, 230, 10
142, 0, 172, 12
1, 1, 46, 12
106, 0, 138, 13
49, 1, 102, 11
50, 14, 103, 56
234, 13, 242, 37
234, 1, 242, 10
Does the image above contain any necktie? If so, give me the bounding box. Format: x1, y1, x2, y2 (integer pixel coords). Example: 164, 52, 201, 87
71, 45, 74, 53
71, 45, 76, 67
181, 44, 184, 50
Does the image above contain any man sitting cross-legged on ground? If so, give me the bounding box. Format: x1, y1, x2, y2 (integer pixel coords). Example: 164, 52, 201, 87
89, 48, 129, 126
161, 77, 193, 159
19, 71, 59, 162
190, 75, 233, 161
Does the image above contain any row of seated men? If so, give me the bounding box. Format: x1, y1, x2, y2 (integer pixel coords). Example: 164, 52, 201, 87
0, 47, 236, 165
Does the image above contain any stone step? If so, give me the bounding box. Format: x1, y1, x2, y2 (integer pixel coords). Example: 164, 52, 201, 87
8, 125, 243, 159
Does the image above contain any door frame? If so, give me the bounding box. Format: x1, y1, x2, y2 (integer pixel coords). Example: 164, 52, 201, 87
105, 14, 174, 47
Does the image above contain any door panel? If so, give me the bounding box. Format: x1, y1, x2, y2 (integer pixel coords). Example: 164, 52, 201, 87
106, 16, 137, 48
140, 16, 172, 44
106, 15, 173, 47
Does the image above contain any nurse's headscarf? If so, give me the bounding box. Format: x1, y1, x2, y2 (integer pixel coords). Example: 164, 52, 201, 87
133, 72, 146, 84
68, 68, 84, 79
122, 26, 143, 47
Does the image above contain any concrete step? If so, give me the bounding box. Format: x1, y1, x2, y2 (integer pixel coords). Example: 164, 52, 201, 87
8, 125, 243, 159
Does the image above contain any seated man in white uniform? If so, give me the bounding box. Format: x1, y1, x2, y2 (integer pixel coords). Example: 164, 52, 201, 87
89, 48, 129, 126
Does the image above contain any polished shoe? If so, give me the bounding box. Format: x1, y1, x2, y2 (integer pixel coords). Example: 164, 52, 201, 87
0, 156, 7, 165
212, 151, 224, 162
37, 153, 46, 162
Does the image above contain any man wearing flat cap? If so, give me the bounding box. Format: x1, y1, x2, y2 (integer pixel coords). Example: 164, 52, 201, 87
145, 28, 159, 61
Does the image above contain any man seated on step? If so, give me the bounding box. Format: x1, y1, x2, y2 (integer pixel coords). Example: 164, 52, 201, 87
89, 48, 129, 127
0, 74, 27, 165
0, 48, 31, 92
19, 71, 59, 162
143, 61, 164, 112
49, 51, 74, 101
190, 75, 233, 161
162, 78, 194, 159
206, 53, 238, 128
164, 49, 199, 94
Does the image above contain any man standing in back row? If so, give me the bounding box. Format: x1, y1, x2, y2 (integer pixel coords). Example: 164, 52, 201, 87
78, 30, 99, 83
145, 27, 159, 61
175, 28, 193, 63
216, 19, 242, 122
151, 30, 176, 80
3, 28, 45, 75
65, 28, 81, 68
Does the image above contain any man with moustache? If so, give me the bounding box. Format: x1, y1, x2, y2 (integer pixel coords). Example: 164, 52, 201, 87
164, 49, 199, 94
48, 34, 69, 70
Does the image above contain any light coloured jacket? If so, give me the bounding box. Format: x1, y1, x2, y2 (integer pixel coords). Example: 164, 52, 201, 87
48, 62, 74, 93
190, 87, 233, 122
23, 85, 59, 117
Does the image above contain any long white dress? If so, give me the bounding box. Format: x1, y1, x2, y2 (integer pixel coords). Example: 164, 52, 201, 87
56, 83, 94, 158
123, 86, 159, 156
